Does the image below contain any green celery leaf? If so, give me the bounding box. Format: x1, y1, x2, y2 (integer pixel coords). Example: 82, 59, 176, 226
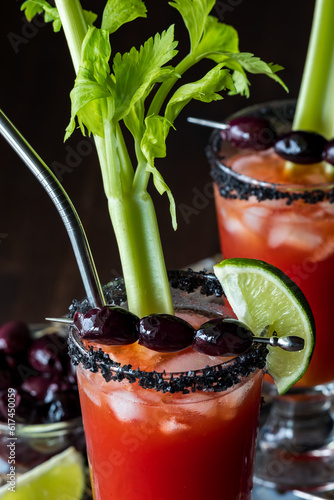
21, 1, 97, 32
102, 0, 147, 34
123, 101, 145, 141
21, 0, 61, 32
65, 67, 113, 139
230, 68, 251, 97
165, 64, 234, 123
81, 26, 111, 84
113, 28, 178, 120
141, 115, 171, 165
210, 52, 288, 92
194, 16, 239, 57
169, 0, 215, 51
84, 11, 98, 26
142, 116, 177, 229
113, 26, 178, 121
65, 28, 114, 139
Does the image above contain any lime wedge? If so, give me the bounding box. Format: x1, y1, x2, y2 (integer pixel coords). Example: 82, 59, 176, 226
214, 258, 315, 395
0, 447, 85, 500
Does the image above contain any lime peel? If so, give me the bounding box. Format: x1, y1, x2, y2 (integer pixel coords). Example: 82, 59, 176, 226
214, 258, 315, 395
0, 446, 85, 500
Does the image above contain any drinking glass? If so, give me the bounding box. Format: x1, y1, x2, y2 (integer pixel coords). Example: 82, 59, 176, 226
207, 100, 334, 491
68, 270, 266, 500
0, 416, 84, 475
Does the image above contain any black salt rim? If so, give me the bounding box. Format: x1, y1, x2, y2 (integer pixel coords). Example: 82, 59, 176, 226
207, 131, 334, 205
68, 270, 267, 394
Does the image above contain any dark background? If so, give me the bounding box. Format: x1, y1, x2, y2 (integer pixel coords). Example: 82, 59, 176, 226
0, 1, 314, 323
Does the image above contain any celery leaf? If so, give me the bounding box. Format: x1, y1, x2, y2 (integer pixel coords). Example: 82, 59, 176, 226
113, 26, 178, 121
210, 52, 288, 92
142, 115, 177, 229
165, 65, 234, 123
102, 0, 147, 34
194, 16, 239, 57
65, 68, 113, 139
21, 1, 97, 32
169, 0, 215, 51
65, 28, 114, 139
21, 0, 61, 32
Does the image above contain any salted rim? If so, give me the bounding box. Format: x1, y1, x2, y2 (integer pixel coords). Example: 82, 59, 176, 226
206, 99, 334, 205
67, 270, 267, 394
208, 133, 334, 205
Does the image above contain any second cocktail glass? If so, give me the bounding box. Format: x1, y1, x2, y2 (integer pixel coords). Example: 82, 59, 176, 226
68, 270, 266, 500
207, 100, 334, 490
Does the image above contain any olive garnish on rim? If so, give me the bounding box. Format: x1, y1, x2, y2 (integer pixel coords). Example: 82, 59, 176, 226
188, 115, 334, 165
50, 309, 305, 355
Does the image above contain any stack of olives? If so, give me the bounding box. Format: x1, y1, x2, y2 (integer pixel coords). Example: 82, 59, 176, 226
74, 306, 253, 357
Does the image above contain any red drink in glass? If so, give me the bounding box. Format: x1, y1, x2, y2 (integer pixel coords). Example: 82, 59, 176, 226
209, 101, 334, 387
69, 271, 266, 500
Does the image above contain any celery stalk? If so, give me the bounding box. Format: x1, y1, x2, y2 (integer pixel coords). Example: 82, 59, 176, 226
54, 0, 173, 318
293, 0, 334, 139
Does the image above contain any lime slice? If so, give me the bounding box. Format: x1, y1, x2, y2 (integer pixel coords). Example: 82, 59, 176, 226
214, 258, 315, 395
0, 447, 85, 500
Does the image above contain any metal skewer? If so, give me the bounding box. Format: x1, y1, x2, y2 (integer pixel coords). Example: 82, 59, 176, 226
45, 316, 305, 352
252, 335, 305, 352
187, 116, 230, 130
46, 317, 74, 325
0, 109, 106, 309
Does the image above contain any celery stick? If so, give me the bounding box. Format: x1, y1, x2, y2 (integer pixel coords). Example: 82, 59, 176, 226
293, 0, 334, 139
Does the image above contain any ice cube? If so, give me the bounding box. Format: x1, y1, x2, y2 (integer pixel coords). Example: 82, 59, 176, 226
268, 225, 322, 251
268, 225, 290, 248
82, 384, 102, 407
216, 375, 253, 421
160, 416, 190, 434
224, 216, 246, 235
108, 390, 145, 422
243, 206, 271, 233
155, 349, 227, 373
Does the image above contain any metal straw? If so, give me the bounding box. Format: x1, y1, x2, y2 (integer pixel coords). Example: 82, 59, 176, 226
187, 116, 230, 130
0, 108, 105, 308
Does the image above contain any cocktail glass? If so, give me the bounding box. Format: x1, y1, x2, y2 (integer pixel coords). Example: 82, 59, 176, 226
68, 270, 266, 500
207, 100, 334, 491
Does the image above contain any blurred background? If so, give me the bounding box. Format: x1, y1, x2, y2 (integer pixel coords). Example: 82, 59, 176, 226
0, 0, 314, 323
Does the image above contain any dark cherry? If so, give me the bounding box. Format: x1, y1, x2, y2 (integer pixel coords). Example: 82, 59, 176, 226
274, 131, 328, 164
74, 306, 139, 345
44, 378, 74, 404
0, 321, 31, 354
193, 318, 253, 356
323, 139, 334, 166
22, 375, 57, 401
0, 388, 39, 424
28, 333, 67, 375
138, 314, 195, 353
44, 391, 81, 423
221, 116, 276, 151
0, 369, 13, 391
